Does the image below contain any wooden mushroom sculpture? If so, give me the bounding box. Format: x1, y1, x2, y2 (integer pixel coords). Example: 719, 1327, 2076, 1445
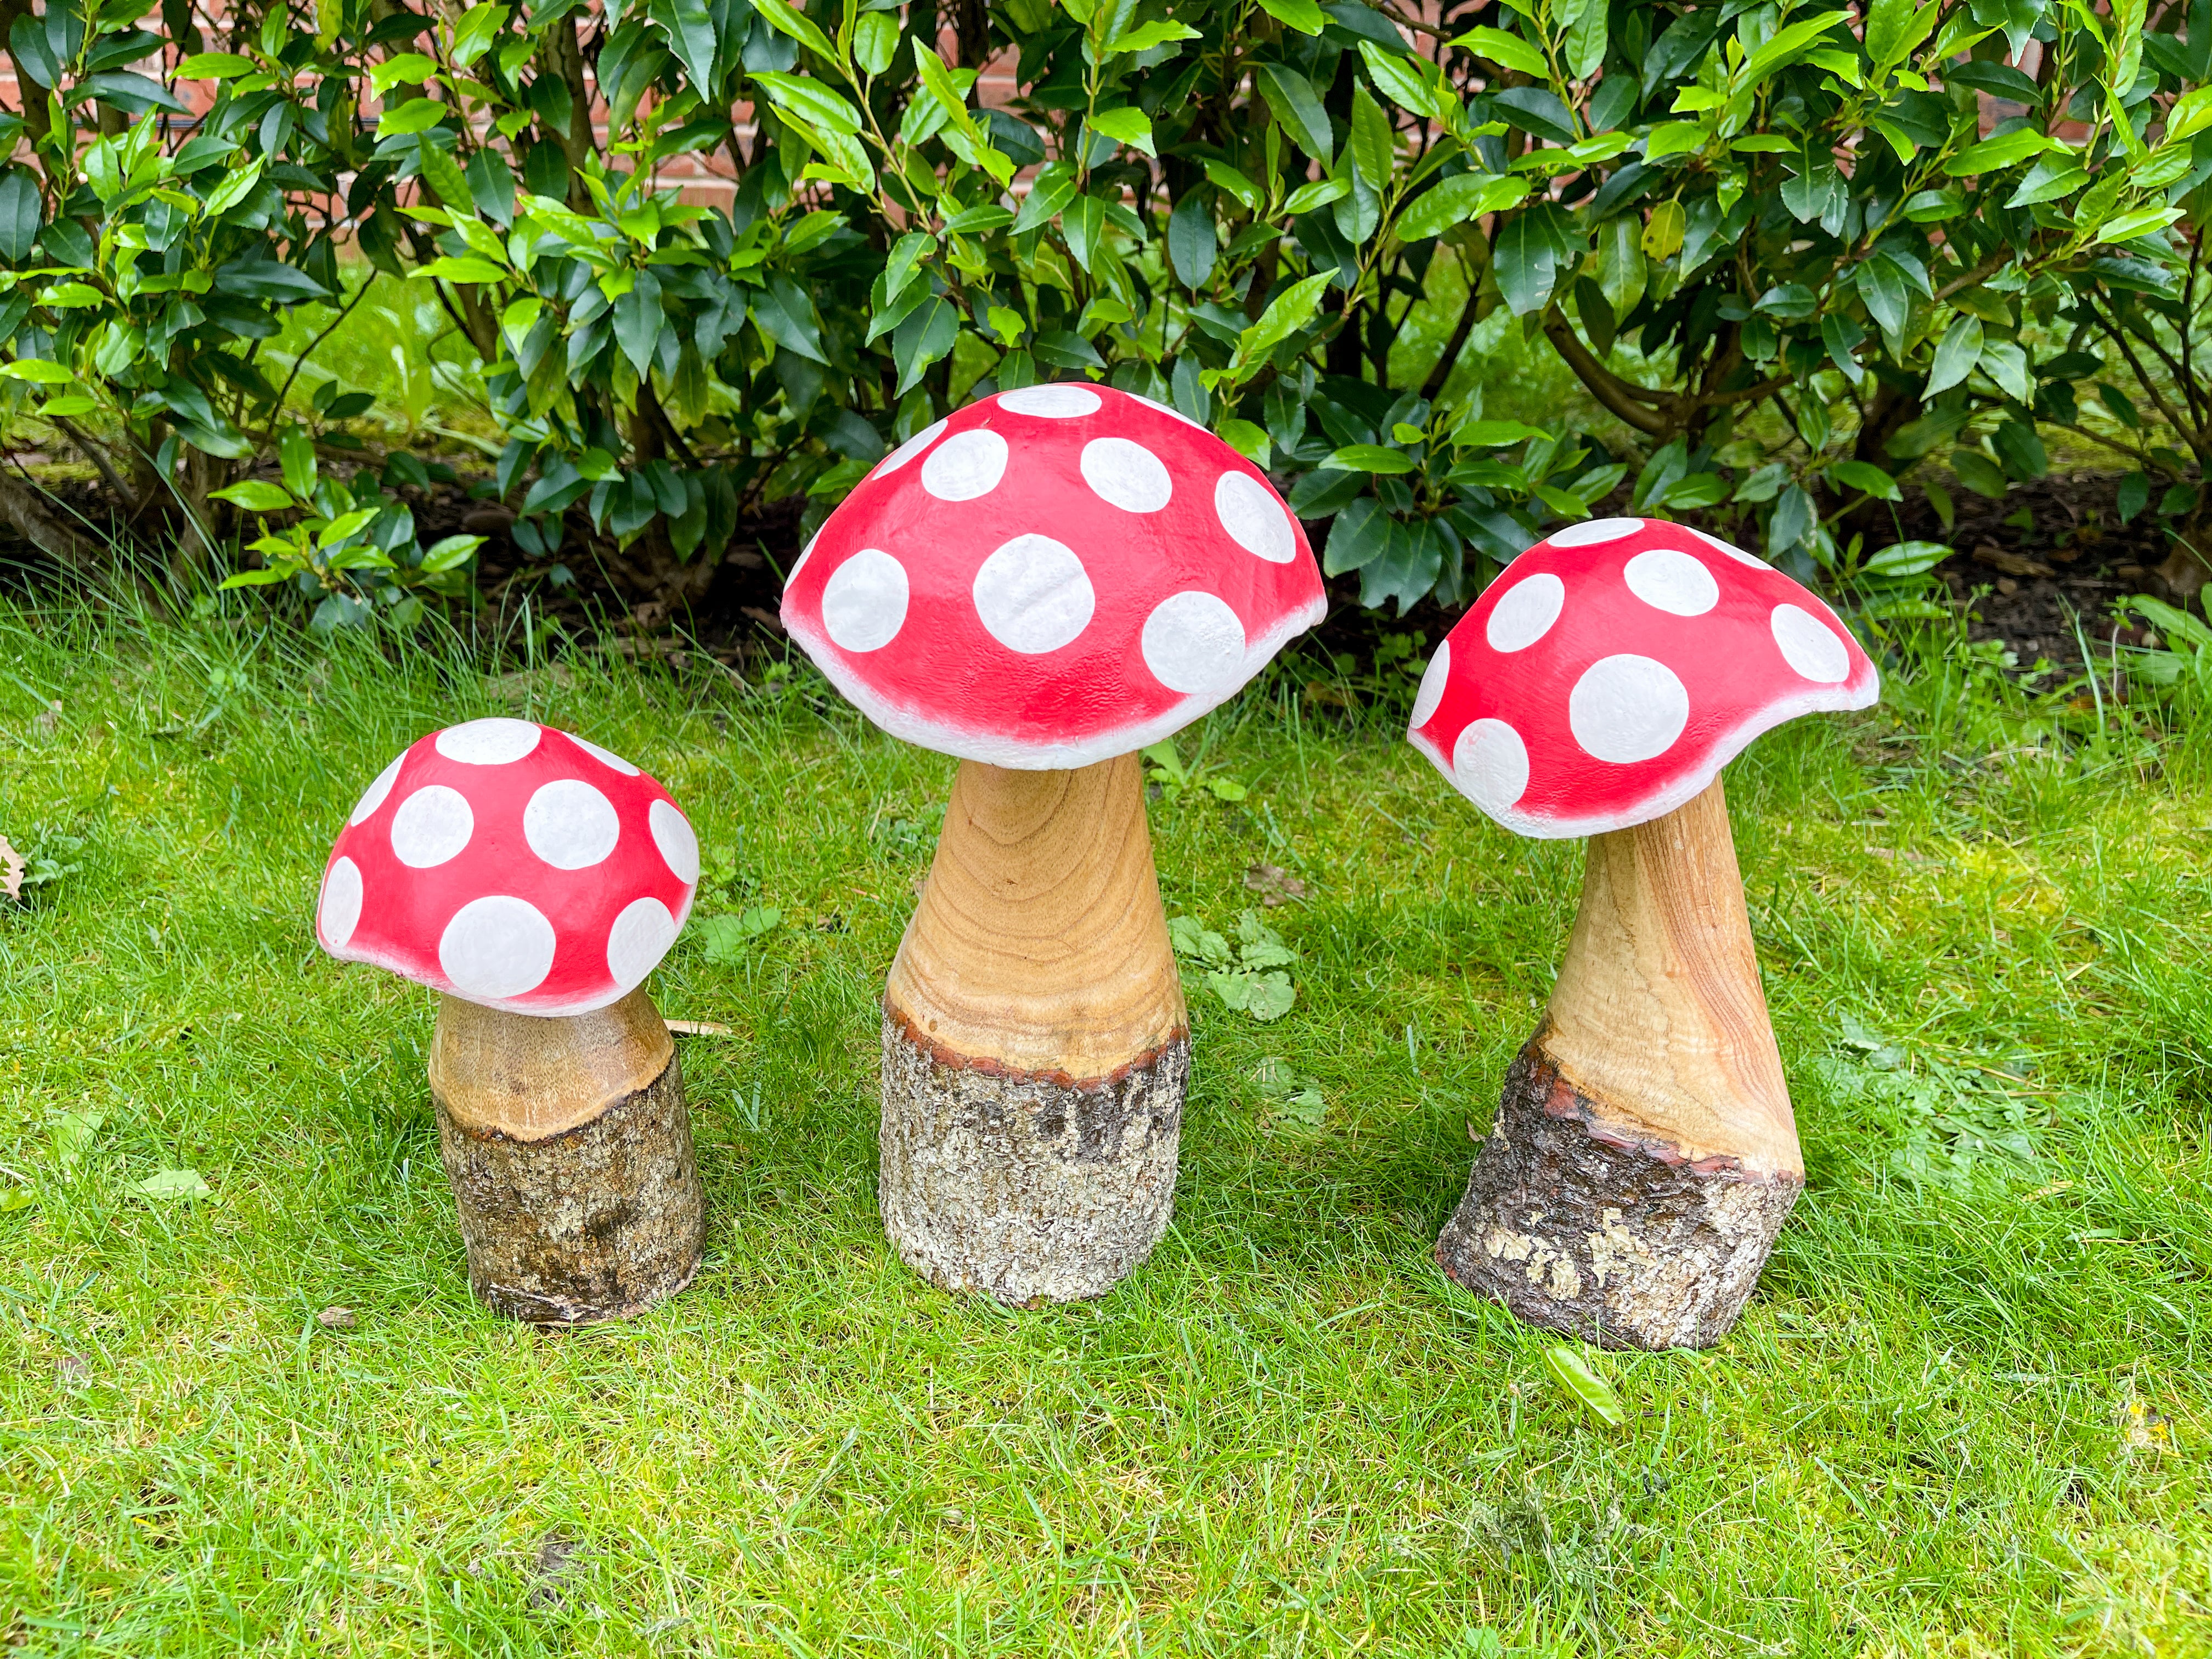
782, 383, 1325, 1304
1408, 517, 1877, 1349
316, 718, 704, 1324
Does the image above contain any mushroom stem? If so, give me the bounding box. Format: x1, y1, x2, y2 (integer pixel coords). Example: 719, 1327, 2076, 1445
881, 753, 1188, 1304
1436, 777, 1803, 1350
428, 986, 704, 1324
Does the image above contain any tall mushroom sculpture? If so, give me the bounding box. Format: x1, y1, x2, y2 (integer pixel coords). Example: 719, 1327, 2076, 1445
1408, 517, 1877, 1349
782, 383, 1326, 1304
316, 718, 704, 1324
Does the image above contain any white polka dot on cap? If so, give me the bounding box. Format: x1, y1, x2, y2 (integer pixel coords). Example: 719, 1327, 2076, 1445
972, 534, 1096, 654
1569, 654, 1690, 764
318, 856, 363, 949
434, 718, 541, 765
649, 798, 699, 884
1548, 516, 1646, 548
821, 548, 910, 653
1215, 471, 1297, 563
568, 733, 640, 776
606, 895, 679, 992
873, 417, 946, 478
1623, 547, 1719, 617
1409, 640, 1451, 730
523, 778, 620, 870
1486, 573, 1565, 653
439, 894, 558, 1001
1453, 719, 1531, 814
389, 784, 473, 868
1771, 603, 1852, 682
349, 755, 403, 825
1142, 590, 1246, 694
920, 428, 1009, 501
1080, 437, 1173, 513
998, 384, 1101, 417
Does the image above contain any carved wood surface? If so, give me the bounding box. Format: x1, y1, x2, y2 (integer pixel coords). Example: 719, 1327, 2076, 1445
885, 754, 1187, 1085
1542, 776, 1800, 1177
430, 985, 676, 1142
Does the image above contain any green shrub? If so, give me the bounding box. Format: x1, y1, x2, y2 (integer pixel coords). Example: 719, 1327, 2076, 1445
0, 0, 2203, 624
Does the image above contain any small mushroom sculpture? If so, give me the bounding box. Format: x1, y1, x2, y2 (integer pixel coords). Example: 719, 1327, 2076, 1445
782, 383, 1325, 1304
1407, 517, 1877, 1350
316, 717, 704, 1324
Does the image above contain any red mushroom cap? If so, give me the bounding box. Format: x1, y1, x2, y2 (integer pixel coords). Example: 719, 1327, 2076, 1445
1407, 517, 1878, 838
314, 719, 699, 1016
781, 384, 1327, 768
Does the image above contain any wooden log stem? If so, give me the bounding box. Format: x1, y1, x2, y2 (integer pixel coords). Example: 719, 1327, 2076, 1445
1437, 777, 1803, 1349
428, 988, 704, 1324
879, 754, 1188, 1304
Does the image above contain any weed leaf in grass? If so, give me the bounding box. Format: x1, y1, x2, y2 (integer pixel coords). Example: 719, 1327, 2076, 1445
0, 1184, 35, 1212
1254, 1056, 1326, 1131
1542, 1345, 1626, 1428
1173, 910, 1299, 1020
135, 1168, 211, 1200
50, 1109, 106, 1163
699, 907, 781, 963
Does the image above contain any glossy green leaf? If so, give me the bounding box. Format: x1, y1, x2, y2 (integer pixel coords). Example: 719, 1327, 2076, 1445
1542, 1346, 1625, 1427
1453, 25, 1549, 78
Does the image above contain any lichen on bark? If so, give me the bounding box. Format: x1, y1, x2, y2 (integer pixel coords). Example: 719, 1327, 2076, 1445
1436, 1036, 1802, 1351
878, 1015, 1187, 1306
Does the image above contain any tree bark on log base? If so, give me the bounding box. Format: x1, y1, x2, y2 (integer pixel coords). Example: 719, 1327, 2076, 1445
429, 989, 704, 1324
1435, 1035, 1802, 1350
879, 1017, 1187, 1304
1435, 780, 1804, 1349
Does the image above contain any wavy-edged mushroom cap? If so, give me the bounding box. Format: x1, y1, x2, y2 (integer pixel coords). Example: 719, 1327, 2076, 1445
781, 384, 1327, 769
1407, 517, 1878, 839
314, 719, 699, 1016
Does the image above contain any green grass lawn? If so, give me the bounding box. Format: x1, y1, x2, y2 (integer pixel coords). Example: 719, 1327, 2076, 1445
3, 603, 2209, 1656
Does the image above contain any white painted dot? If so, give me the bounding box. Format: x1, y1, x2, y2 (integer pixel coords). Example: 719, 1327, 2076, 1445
434, 718, 541, 765
1485, 573, 1566, 653
972, 534, 1096, 654
788, 529, 821, 584
607, 896, 679, 993
1771, 603, 1852, 683
920, 428, 1009, 501
1688, 526, 1773, 568
438, 895, 557, 1002
820, 548, 910, 652
1141, 591, 1246, 694
1624, 548, 1719, 617
998, 383, 1100, 417
523, 778, 620, 870
1081, 437, 1173, 513
388, 784, 474, 868
1409, 640, 1451, 729
1215, 471, 1296, 563
872, 417, 946, 478
567, 733, 639, 776
1569, 655, 1690, 763
349, 755, 403, 825
1452, 719, 1531, 815
649, 799, 699, 884
1548, 516, 1645, 548
1131, 392, 1209, 431
318, 857, 363, 950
